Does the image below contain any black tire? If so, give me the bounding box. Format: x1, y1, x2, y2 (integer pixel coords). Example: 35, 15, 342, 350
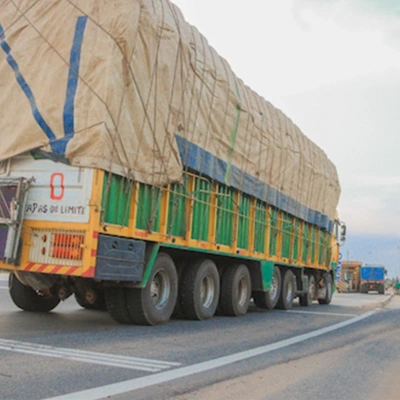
253, 266, 281, 310
318, 274, 333, 305
299, 274, 316, 307
126, 253, 178, 326
75, 290, 106, 311
276, 270, 295, 310
360, 284, 368, 294
179, 259, 220, 320
219, 264, 251, 317
105, 287, 133, 324
8, 273, 60, 312
379, 285, 385, 295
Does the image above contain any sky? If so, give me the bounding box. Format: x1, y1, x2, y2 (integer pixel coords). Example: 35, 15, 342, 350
172, 0, 400, 278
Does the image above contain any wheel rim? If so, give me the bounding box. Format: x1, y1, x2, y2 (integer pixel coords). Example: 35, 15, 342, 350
237, 276, 249, 307
270, 273, 279, 300
326, 279, 332, 299
286, 278, 294, 303
200, 274, 215, 308
150, 269, 170, 310
308, 276, 315, 301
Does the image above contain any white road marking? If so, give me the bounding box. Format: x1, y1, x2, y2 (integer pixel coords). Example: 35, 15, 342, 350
45, 310, 376, 400
286, 310, 359, 317
0, 339, 180, 372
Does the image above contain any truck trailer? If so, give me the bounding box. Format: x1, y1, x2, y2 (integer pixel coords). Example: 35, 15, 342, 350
0, 0, 345, 325
360, 265, 385, 294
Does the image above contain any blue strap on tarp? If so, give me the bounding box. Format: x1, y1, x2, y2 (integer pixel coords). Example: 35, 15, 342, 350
61, 15, 88, 153
175, 134, 333, 232
0, 23, 57, 147
0, 16, 88, 157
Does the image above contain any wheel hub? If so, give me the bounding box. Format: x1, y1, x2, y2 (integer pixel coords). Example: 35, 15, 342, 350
286, 280, 294, 303
200, 274, 215, 308
237, 277, 249, 307
270, 275, 279, 300
150, 269, 171, 310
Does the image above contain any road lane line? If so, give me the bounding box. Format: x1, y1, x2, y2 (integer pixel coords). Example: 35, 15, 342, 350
0, 339, 180, 372
45, 310, 376, 400
286, 310, 359, 317
0, 339, 180, 367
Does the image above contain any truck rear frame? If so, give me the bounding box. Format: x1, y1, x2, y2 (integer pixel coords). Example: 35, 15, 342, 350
0, 156, 343, 325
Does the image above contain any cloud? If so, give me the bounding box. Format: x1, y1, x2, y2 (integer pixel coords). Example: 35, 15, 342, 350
351, 176, 400, 187
339, 182, 400, 236
290, 0, 400, 92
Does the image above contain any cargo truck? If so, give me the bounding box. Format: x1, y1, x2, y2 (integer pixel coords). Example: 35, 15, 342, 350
360, 265, 385, 294
0, 0, 345, 325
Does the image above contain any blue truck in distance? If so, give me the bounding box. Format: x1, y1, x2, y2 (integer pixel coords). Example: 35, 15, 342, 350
360, 265, 385, 294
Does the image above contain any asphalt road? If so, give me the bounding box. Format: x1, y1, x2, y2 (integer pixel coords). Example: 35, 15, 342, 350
0, 274, 398, 400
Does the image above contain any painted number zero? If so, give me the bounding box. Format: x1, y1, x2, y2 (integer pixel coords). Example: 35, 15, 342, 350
50, 173, 65, 200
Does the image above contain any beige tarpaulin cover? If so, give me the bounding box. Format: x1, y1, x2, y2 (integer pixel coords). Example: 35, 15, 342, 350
0, 0, 340, 229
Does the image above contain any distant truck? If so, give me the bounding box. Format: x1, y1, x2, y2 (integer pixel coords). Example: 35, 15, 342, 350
360, 265, 385, 294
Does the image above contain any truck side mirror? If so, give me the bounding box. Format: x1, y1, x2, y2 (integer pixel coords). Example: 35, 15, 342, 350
340, 224, 346, 242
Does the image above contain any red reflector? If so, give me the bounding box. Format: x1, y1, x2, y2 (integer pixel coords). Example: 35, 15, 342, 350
53, 234, 84, 247
51, 233, 84, 260
51, 246, 83, 260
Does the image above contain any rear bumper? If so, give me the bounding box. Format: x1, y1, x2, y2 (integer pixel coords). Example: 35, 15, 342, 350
360, 281, 384, 291
0, 225, 99, 278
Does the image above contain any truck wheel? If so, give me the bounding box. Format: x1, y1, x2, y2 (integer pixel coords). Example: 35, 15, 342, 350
299, 274, 316, 307
75, 290, 106, 311
105, 287, 133, 324
360, 284, 368, 294
318, 274, 333, 305
126, 253, 178, 326
379, 285, 385, 295
179, 259, 220, 320
253, 266, 281, 310
276, 270, 295, 310
219, 264, 251, 317
8, 273, 60, 312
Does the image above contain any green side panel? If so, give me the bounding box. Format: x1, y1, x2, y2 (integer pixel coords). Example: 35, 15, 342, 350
324, 232, 332, 267
293, 219, 300, 261
254, 200, 266, 253
237, 194, 251, 249
216, 184, 234, 246
281, 213, 292, 258
302, 225, 310, 263
167, 177, 188, 237
261, 260, 274, 291
310, 226, 317, 263
191, 178, 211, 241
135, 183, 161, 232
318, 229, 325, 265
269, 208, 278, 256
102, 173, 132, 227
